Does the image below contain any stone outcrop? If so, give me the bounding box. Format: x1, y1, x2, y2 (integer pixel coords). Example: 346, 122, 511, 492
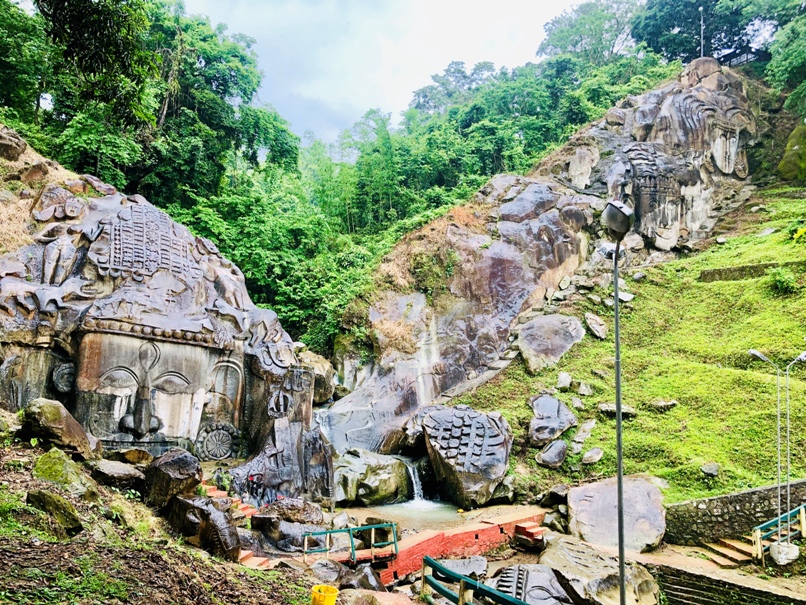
143, 447, 202, 509
333, 449, 411, 506
422, 405, 512, 508
19, 398, 96, 460
0, 166, 332, 503
528, 395, 577, 447
516, 315, 585, 375
0, 127, 27, 161
539, 536, 660, 605
26, 489, 83, 536
32, 447, 100, 501
567, 476, 666, 552
87, 459, 145, 491
325, 59, 758, 463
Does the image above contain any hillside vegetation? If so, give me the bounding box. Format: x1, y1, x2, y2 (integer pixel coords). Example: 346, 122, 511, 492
453, 186, 806, 503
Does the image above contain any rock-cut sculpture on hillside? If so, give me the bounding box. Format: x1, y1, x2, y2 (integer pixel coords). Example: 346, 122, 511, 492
0, 170, 331, 502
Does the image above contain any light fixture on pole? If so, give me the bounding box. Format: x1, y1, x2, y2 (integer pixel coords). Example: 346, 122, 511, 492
602, 192, 635, 605
748, 349, 787, 563
775, 352, 806, 565
699, 6, 705, 58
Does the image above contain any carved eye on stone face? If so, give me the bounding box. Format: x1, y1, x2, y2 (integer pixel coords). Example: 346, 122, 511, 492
152, 371, 191, 394
99, 367, 139, 389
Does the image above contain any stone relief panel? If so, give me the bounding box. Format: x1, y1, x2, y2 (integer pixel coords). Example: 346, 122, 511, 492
0, 176, 330, 501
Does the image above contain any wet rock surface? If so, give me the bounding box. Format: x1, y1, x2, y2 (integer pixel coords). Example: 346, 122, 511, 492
539, 536, 660, 605
528, 395, 577, 447
423, 405, 512, 508
143, 448, 202, 509
567, 476, 666, 552
488, 564, 573, 605
517, 315, 585, 375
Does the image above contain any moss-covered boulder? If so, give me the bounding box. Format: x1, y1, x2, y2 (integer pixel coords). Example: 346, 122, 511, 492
26, 489, 83, 536
333, 449, 411, 506
33, 448, 100, 502
778, 123, 806, 181
21, 398, 96, 460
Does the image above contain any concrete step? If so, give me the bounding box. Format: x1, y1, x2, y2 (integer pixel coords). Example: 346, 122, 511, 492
701, 542, 751, 564
692, 547, 740, 569
239, 549, 253, 562
717, 538, 754, 557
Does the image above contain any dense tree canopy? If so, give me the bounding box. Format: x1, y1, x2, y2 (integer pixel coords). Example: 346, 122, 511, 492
6, 0, 803, 354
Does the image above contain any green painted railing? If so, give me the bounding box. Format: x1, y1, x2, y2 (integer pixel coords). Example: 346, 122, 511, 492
752, 504, 806, 561
302, 522, 398, 564
420, 556, 528, 605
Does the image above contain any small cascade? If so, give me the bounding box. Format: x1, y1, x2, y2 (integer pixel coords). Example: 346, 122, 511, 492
404, 458, 425, 501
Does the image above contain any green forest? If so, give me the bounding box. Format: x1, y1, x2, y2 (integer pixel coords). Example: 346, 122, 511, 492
1, 0, 805, 355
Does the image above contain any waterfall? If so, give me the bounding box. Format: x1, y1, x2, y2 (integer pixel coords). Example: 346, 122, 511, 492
402, 458, 424, 501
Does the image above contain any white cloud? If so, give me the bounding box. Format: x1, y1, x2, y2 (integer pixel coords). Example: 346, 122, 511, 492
182, 0, 579, 140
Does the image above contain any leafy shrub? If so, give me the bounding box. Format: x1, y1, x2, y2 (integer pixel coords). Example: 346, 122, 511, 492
767, 267, 799, 295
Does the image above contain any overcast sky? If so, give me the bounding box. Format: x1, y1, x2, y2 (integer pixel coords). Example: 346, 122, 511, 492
182, 0, 581, 141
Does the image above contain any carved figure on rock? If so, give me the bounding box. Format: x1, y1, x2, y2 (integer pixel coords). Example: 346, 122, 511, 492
422, 404, 512, 508
0, 170, 331, 503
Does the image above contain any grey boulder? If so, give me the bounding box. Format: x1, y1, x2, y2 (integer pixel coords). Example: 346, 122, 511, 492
536, 440, 568, 469
567, 476, 665, 552
333, 449, 411, 506
529, 395, 577, 447
516, 315, 585, 375
143, 448, 202, 509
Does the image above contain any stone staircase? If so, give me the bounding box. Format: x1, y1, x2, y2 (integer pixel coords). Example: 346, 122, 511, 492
198, 481, 272, 569
696, 537, 754, 568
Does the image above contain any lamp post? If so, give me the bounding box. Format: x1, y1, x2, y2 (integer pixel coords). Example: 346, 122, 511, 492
699, 6, 705, 58
602, 195, 634, 605
748, 349, 783, 549
778, 352, 806, 564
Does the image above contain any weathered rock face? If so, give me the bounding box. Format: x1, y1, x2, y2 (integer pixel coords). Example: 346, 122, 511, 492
528, 395, 577, 447
326, 182, 588, 454
539, 536, 660, 605
32, 447, 100, 501
87, 459, 145, 491
19, 397, 96, 459
517, 315, 585, 375
297, 349, 335, 403
324, 61, 758, 461
537, 57, 756, 251
567, 476, 666, 552
488, 564, 574, 605
253, 497, 324, 525
143, 447, 202, 509
0, 127, 27, 161
422, 405, 512, 508
166, 495, 241, 561
0, 167, 332, 502
333, 449, 411, 506
26, 489, 83, 536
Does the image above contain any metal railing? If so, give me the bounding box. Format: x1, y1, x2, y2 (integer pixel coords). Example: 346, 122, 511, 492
420, 556, 528, 605
302, 522, 399, 565
751, 504, 806, 561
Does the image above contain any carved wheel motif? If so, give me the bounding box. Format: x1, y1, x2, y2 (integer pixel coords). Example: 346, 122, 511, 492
195, 422, 240, 461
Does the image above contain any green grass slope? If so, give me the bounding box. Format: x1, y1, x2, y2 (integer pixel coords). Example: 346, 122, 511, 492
453, 187, 806, 504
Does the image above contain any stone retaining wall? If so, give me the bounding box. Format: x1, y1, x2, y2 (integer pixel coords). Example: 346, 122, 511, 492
665, 479, 806, 545
652, 565, 806, 605
698, 260, 806, 282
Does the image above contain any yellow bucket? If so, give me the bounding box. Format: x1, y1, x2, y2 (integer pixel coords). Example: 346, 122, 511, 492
311, 584, 339, 605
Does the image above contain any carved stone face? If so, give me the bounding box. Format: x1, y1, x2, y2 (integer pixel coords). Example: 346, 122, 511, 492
73, 332, 244, 454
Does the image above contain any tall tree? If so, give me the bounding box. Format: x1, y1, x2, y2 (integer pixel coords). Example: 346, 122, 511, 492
632, 0, 749, 63
537, 0, 639, 66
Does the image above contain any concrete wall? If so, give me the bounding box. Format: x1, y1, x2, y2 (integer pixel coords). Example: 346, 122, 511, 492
665, 479, 806, 545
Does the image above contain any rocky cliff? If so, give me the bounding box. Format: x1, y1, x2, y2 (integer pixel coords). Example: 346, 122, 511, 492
324, 58, 765, 455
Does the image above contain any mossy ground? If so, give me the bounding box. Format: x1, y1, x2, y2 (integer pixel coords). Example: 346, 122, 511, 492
454, 187, 806, 504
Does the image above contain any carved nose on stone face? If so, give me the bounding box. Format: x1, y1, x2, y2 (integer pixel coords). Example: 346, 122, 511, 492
602, 199, 635, 242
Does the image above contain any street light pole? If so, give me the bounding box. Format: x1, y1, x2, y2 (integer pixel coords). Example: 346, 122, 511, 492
748, 349, 782, 546
602, 195, 634, 605
699, 6, 705, 58
784, 353, 806, 546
